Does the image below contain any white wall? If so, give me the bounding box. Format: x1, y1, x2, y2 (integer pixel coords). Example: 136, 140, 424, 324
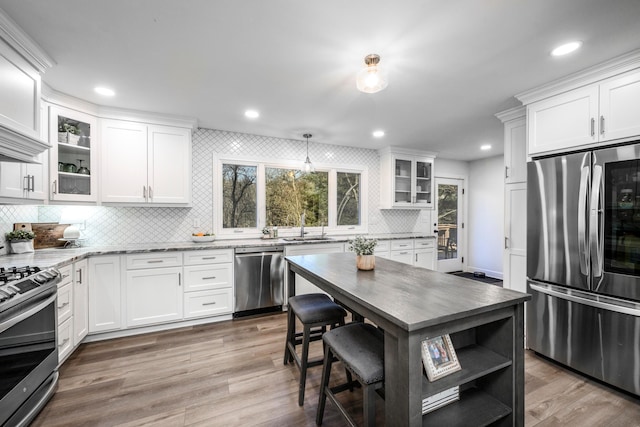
467, 155, 504, 278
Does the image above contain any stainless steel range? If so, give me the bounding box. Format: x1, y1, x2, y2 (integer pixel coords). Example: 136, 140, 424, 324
0, 266, 61, 427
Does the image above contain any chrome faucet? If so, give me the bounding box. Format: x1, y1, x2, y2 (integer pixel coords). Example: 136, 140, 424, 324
300, 212, 306, 237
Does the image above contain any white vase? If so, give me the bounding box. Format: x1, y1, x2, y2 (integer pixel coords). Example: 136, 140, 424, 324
10, 239, 34, 254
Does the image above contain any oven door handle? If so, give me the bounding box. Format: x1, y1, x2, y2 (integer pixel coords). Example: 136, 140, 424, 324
0, 293, 56, 334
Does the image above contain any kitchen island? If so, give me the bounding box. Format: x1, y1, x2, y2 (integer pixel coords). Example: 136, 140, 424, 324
286, 252, 530, 427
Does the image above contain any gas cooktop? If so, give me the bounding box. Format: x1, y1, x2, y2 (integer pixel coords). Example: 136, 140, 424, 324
0, 266, 61, 312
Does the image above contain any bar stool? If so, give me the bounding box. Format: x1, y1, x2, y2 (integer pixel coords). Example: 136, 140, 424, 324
316, 322, 384, 427
284, 293, 347, 406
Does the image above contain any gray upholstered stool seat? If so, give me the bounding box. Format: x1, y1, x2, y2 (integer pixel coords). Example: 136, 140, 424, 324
317, 322, 385, 426
284, 293, 347, 406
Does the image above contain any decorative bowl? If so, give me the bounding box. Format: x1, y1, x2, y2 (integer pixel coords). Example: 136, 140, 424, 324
191, 235, 215, 243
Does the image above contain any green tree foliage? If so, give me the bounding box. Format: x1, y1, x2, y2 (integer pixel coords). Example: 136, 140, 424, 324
266, 168, 328, 226
222, 164, 257, 228
438, 184, 457, 226
337, 172, 360, 226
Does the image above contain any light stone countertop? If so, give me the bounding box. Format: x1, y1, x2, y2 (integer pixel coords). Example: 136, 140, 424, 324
0, 232, 434, 269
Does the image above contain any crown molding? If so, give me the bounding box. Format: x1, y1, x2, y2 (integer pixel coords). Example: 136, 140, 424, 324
495, 105, 525, 123
516, 49, 640, 105
378, 146, 438, 158
0, 8, 54, 72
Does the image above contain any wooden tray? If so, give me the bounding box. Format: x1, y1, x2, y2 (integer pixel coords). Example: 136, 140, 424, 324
15, 223, 70, 249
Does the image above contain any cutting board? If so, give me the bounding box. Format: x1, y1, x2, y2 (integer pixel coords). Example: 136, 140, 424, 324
14, 223, 70, 249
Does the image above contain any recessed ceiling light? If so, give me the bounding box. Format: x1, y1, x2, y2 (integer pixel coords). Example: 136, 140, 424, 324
373, 130, 385, 138
551, 41, 582, 57
480, 144, 492, 151
244, 110, 259, 119
94, 87, 115, 96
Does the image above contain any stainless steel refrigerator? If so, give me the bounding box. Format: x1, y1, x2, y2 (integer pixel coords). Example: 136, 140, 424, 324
527, 142, 640, 396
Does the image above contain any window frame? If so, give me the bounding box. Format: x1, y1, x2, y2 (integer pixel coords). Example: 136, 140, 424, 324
214, 155, 368, 239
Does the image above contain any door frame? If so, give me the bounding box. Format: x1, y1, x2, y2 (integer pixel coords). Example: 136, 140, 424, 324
435, 175, 467, 272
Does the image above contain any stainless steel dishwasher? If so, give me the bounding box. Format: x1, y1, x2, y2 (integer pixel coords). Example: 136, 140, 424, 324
233, 245, 285, 317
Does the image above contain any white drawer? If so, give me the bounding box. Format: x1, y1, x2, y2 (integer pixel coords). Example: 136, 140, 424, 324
57, 317, 73, 362
391, 239, 414, 251
183, 264, 233, 292
374, 240, 390, 252
414, 238, 435, 249
57, 282, 73, 324
388, 250, 413, 265
126, 252, 183, 270
58, 264, 73, 286
183, 249, 233, 266
184, 288, 233, 319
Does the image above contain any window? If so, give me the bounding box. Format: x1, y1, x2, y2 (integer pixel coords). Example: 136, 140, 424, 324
218, 159, 367, 236
222, 164, 257, 228
265, 167, 328, 227
337, 172, 360, 226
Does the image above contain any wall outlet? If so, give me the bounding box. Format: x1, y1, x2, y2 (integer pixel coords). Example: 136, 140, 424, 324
193, 218, 200, 228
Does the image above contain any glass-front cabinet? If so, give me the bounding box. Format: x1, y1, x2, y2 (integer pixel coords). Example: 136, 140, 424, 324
49, 106, 98, 202
380, 147, 434, 209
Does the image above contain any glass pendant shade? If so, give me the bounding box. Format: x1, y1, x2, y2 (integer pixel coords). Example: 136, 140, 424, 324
302, 133, 315, 173
356, 54, 388, 93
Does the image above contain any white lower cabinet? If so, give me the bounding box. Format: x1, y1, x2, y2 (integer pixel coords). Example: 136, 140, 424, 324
73, 259, 89, 346
183, 249, 234, 319
56, 264, 73, 363
125, 255, 183, 327
414, 238, 436, 270
389, 239, 414, 265
286, 243, 345, 296
88, 255, 122, 333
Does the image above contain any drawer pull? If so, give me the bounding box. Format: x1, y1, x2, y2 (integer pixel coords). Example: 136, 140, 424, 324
58, 338, 69, 347
58, 302, 69, 309
399, 251, 409, 255
202, 302, 217, 306
61, 274, 70, 279
398, 244, 409, 247
202, 257, 217, 260
202, 276, 217, 280
146, 260, 164, 264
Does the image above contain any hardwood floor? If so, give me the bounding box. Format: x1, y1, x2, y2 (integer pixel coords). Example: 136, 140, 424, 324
33, 313, 640, 426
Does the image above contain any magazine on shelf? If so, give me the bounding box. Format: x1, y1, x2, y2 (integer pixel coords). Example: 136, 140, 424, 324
422, 386, 460, 414
421, 334, 462, 381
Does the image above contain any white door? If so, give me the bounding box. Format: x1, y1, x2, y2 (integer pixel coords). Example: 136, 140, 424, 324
436, 178, 464, 272
147, 125, 191, 204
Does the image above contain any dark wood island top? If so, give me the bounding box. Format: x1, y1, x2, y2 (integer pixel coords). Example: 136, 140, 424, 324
285, 252, 531, 427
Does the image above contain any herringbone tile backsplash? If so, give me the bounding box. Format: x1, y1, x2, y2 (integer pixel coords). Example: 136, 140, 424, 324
0, 128, 426, 249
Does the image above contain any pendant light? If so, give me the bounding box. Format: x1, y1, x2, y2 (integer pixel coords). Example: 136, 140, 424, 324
302, 133, 315, 173
356, 54, 388, 93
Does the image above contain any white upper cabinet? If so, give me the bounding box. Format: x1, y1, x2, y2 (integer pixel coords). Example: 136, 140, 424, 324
101, 119, 192, 205
380, 147, 435, 209
497, 107, 527, 184
49, 106, 98, 202
528, 69, 640, 156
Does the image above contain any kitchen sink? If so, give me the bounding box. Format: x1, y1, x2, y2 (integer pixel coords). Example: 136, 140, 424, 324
282, 236, 334, 242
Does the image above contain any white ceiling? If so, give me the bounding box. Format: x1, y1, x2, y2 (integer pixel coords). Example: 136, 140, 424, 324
2, 0, 640, 161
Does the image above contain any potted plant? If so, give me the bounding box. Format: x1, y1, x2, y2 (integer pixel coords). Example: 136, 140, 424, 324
348, 235, 378, 270
6, 229, 36, 253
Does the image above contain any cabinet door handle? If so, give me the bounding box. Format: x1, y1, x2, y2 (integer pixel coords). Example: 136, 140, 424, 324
30, 175, 34, 192
143, 186, 147, 199
52, 180, 57, 195
23, 175, 30, 192
202, 302, 217, 306
415, 254, 418, 262
600, 115, 605, 135
590, 118, 595, 136
178, 272, 181, 286
505, 166, 509, 179
149, 186, 153, 200
505, 237, 509, 249
77, 269, 82, 284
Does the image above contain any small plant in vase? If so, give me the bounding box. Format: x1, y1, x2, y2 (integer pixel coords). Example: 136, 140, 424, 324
348, 235, 378, 270
5, 229, 36, 254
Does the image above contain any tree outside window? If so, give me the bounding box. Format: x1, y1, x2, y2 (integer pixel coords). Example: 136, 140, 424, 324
337, 172, 360, 226
222, 164, 257, 228
265, 168, 328, 227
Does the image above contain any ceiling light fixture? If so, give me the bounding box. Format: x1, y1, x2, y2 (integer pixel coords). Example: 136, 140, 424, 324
302, 133, 315, 173
94, 87, 115, 96
373, 130, 385, 138
356, 54, 388, 94
245, 109, 260, 119
551, 41, 582, 57
480, 144, 492, 151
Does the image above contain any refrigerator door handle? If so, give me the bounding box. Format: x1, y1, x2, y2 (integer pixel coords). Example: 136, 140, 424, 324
529, 282, 640, 317
578, 165, 590, 275
590, 165, 603, 278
